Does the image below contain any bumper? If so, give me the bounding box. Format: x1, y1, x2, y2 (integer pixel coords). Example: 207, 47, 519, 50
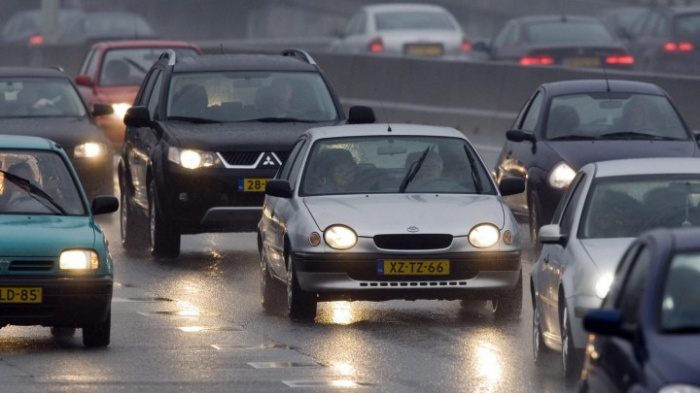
0, 275, 113, 327
292, 251, 521, 302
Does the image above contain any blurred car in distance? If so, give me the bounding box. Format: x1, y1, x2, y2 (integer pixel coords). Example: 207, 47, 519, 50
0, 135, 118, 347
0, 66, 116, 200
475, 15, 634, 69
492, 79, 699, 249
327, 3, 473, 59
75, 40, 202, 150
580, 226, 700, 392
598, 6, 647, 40
532, 158, 700, 382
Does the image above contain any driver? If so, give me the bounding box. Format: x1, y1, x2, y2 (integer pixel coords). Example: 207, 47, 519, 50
2, 161, 48, 213
620, 97, 657, 132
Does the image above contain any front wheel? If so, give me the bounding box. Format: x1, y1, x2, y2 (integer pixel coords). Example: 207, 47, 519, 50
261, 249, 284, 313
561, 303, 582, 382
493, 269, 523, 319
286, 253, 317, 321
82, 310, 111, 348
533, 299, 553, 363
120, 185, 148, 251
148, 180, 180, 259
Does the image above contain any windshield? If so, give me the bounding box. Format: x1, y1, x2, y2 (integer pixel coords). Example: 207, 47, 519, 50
300, 136, 495, 196
545, 93, 689, 140
0, 150, 86, 215
0, 78, 87, 118
166, 72, 338, 123
525, 21, 615, 45
581, 176, 700, 239
375, 11, 457, 31
83, 13, 154, 37
675, 13, 700, 41
662, 252, 700, 332
100, 47, 199, 86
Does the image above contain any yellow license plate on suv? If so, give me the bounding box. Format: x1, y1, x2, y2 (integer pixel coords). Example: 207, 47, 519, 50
238, 178, 268, 192
378, 259, 450, 275
0, 287, 42, 303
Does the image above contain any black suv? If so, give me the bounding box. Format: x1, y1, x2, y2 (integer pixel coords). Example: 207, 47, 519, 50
119, 49, 374, 258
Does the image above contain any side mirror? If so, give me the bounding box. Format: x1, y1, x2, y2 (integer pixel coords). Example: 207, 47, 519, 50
583, 309, 634, 339
92, 102, 114, 117
265, 180, 293, 199
75, 75, 93, 87
91, 195, 119, 215
506, 129, 535, 142
124, 106, 151, 128
539, 224, 566, 245
347, 105, 376, 124
499, 177, 525, 196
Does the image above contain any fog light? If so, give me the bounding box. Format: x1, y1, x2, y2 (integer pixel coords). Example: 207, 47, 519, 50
178, 192, 189, 203
503, 230, 513, 245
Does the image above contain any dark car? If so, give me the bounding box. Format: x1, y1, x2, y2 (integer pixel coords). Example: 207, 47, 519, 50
623, 6, 700, 74
493, 79, 699, 247
598, 6, 647, 41
477, 15, 634, 69
0, 67, 115, 200
580, 226, 700, 392
119, 49, 374, 259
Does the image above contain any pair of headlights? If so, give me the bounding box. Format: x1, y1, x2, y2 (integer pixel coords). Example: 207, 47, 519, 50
59, 250, 99, 270
317, 224, 508, 250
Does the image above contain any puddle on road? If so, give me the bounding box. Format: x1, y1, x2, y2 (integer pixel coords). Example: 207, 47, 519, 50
211, 343, 293, 350
283, 380, 371, 388
137, 310, 219, 317
176, 326, 242, 333
248, 362, 321, 369
112, 297, 174, 303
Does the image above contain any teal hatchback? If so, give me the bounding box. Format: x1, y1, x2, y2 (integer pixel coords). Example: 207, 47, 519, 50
0, 135, 118, 347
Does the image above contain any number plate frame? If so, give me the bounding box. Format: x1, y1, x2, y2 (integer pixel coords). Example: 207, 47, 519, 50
377, 259, 450, 276
238, 178, 269, 192
0, 287, 43, 303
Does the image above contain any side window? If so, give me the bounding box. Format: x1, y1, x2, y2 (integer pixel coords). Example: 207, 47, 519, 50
356, 12, 367, 35
654, 15, 668, 37
642, 13, 659, 37
288, 141, 311, 189
84, 49, 100, 79
278, 139, 306, 180
616, 246, 652, 324
629, 12, 649, 36
79, 49, 97, 75
492, 23, 514, 49
135, 69, 159, 106
344, 13, 360, 36
603, 243, 641, 309
520, 91, 544, 132
146, 71, 163, 119
551, 172, 584, 225
559, 174, 586, 235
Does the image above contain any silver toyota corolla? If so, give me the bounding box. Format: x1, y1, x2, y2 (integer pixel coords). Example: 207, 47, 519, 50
531, 157, 700, 382
258, 124, 525, 321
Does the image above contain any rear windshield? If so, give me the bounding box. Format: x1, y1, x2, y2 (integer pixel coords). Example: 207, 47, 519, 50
375, 11, 457, 31
525, 21, 615, 45
100, 47, 199, 86
675, 13, 700, 40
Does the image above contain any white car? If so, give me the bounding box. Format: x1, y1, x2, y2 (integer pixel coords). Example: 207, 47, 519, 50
531, 157, 700, 381
258, 124, 525, 320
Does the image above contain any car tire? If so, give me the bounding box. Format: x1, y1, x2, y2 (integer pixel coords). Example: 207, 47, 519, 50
561, 303, 582, 382
286, 252, 317, 321
493, 269, 523, 319
261, 249, 284, 314
532, 299, 553, 363
82, 310, 110, 348
50, 326, 76, 337
528, 191, 543, 254
148, 180, 180, 259
120, 185, 148, 251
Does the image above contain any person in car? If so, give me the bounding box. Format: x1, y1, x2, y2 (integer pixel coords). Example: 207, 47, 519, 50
619, 97, 658, 132
2, 161, 49, 213
305, 149, 359, 194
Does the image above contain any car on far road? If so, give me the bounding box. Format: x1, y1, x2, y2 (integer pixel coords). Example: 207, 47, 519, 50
75, 40, 202, 150
598, 6, 646, 41
476, 15, 634, 69
327, 3, 473, 59
493, 79, 699, 249
580, 226, 700, 392
0, 66, 116, 200
623, 6, 700, 74
259, 124, 525, 321
0, 135, 119, 347
532, 157, 700, 382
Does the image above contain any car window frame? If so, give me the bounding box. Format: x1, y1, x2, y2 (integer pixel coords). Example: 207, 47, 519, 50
616, 245, 652, 325
278, 137, 307, 181
519, 90, 544, 132
557, 173, 586, 235
146, 71, 164, 120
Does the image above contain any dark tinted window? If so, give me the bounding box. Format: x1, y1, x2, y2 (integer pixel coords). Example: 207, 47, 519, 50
617, 246, 651, 324
375, 11, 457, 31
525, 21, 615, 45
675, 13, 700, 40
520, 92, 543, 132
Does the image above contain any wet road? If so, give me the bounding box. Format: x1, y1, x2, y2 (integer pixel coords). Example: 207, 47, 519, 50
0, 149, 577, 393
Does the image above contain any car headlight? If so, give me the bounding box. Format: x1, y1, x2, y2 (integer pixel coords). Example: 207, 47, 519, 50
549, 162, 576, 189
595, 274, 614, 299
112, 103, 131, 120
60, 250, 99, 270
468, 224, 500, 248
324, 225, 358, 250
168, 147, 222, 169
659, 385, 700, 393
74, 142, 105, 158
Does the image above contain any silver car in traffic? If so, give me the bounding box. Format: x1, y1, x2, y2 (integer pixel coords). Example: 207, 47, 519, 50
258, 124, 525, 320
531, 157, 700, 381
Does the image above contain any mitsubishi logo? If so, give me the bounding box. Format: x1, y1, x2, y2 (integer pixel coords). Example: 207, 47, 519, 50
262, 155, 275, 166
0, 260, 9, 271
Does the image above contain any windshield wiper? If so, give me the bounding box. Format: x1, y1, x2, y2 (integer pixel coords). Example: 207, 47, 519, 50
464, 145, 483, 194
247, 117, 315, 123
0, 170, 67, 215
399, 146, 430, 193
548, 134, 599, 141
167, 116, 222, 124
599, 131, 678, 140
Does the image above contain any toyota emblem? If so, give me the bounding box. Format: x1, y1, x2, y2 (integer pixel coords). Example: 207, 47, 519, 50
406, 226, 419, 233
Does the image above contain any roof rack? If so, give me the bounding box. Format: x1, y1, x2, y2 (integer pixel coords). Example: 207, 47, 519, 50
281, 48, 316, 65
158, 49, 177, 66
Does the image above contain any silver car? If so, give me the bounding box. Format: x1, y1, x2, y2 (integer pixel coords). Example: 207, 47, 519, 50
327, 3, 472, 58
531, 157, 700, 381
258, 124, 525, 321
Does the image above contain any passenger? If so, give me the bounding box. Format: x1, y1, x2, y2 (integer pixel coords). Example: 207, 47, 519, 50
2, 161, 47, 212
325, 149, 358, 193
619, 97, 657, 132
547, 105, 580, 139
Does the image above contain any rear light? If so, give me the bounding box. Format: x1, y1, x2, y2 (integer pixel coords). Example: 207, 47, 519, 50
461, 38, 472, 52
679, 42, 694, 52
519, 55, 554, 66
29, 35, 43, 46
664, 42, 694, 52
605, 54, 635, 65
368, 37, 384, 53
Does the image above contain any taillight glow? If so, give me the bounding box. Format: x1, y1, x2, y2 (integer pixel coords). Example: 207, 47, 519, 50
679, 42, 694, 52
519, 55, 555, 66
29, 35, 43, 46
461, 38, 472, 52
606, 55, 635, 65
664, 42, 694, 52
368, 37, 384, 53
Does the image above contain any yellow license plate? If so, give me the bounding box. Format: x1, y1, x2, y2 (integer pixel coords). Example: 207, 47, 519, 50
564, 57, 601, 68
378, 259, 450, 275
238, 178, 268, 192
0, 287, 42, 303
406, 45, 443, 56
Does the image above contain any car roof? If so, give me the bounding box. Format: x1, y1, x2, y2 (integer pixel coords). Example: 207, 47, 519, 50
0, 135, 60, 151
91, 40, 200, 50
172, 54, 317, 73
303, 123, 466, 141
363, 3, 450, 13
0, 66, 68, 79
513, 15, 602, 24
589, 157, 700, 178
541, 79, 665, 96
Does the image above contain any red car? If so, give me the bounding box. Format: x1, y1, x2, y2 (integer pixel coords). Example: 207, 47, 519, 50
75, 40, 202, 150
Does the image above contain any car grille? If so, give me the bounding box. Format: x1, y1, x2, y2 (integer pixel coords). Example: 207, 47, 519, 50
219, 151, 289, 167
373, 234, 453, 250
8, 260, 54, 272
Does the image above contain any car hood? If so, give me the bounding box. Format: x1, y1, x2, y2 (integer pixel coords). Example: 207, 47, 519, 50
0, 215, 95, 257
580, 238, 634, 274
648, 334, 700, 385
94, 86, 139, 104
545, 140, 697, 170
163, 120, 340, 151
303, 194, 505, 236
0, 117, 109, 149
